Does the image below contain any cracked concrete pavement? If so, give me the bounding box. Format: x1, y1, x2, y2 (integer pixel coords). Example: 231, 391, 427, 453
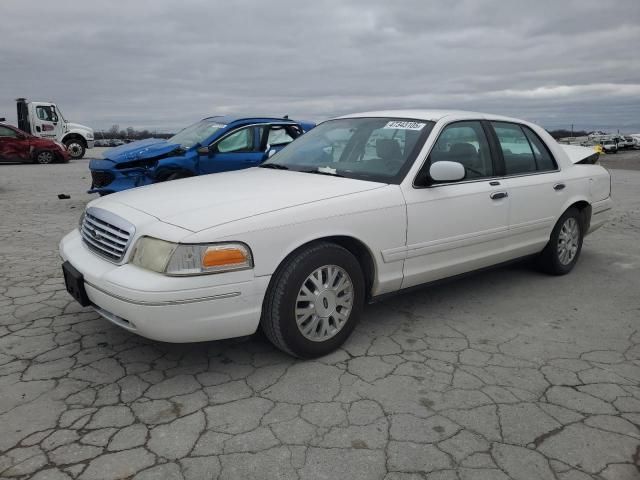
0, 158, 639, 479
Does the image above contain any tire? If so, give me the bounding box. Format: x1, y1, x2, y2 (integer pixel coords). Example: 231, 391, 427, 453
35, 150, 55, 164
538, 207, 584, 275
261, 242, 365, 358
64, 139, 86, 159
165, 171, 193, 181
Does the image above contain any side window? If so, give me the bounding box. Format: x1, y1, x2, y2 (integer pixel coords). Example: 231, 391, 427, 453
522, 127, 557, 171
492, 122, 537, 175
36, 106, 58, 122
267, 125, 296, 147
0, 126, 18, 138
216, 128, 254, 153
429, 121, 494, 179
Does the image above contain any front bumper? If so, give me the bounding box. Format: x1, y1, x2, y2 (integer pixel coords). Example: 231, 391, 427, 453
59, 229, 269, 343
88, 168, 154, 195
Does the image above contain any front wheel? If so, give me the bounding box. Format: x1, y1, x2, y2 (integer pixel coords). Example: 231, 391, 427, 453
261, 242, 365, 358
165, 171, 193, 181
64, 139, 86, 159
538, 208, 584, 275
35, 150, 55, 164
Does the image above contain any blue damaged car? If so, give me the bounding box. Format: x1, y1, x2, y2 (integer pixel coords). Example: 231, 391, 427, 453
89, 115, 315, 195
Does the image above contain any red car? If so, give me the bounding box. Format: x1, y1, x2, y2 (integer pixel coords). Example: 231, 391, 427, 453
0, 122, 70, 164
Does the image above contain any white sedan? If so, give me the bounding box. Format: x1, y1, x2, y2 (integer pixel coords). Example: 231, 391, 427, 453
60, 110, 612, 357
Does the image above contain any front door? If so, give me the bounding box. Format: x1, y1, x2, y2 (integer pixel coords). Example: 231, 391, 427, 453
0, 125, 31, 162
401, 120, 510, 288
31, 103, 63, 141
199, 126, 265, 174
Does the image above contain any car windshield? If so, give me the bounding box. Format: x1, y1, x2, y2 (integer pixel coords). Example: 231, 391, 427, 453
262, 117, 434, 183
168, 119, 226, 149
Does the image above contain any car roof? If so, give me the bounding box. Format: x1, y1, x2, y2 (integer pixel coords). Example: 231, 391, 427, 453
201, 115, 302, 125
337, 109, 530, 124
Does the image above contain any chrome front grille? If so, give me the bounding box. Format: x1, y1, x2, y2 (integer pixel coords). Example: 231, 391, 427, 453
80, 207, 136, 263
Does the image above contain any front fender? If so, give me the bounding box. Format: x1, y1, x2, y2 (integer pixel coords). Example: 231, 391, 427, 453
153, 156, 198, 180
62, 130, 89, 143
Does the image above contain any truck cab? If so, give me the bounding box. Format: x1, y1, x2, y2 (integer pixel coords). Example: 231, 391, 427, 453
16, 98, 94, 159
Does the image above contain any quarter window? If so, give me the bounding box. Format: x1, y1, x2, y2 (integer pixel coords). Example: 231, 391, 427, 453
217, 128, 254, 153
429, 121, 494, 180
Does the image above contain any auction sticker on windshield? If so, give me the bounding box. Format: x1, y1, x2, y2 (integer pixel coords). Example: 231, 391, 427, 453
384, 121, 426, 130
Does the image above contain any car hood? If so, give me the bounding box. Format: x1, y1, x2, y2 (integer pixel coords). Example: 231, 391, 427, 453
66, 122, 94, 135
102, 138, 182, 163
97, 168, 386, 232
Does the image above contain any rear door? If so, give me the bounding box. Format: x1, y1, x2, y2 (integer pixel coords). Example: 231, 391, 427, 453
263, 123, 303, 156
0, 125, 31, 162
490, 121, 566, 256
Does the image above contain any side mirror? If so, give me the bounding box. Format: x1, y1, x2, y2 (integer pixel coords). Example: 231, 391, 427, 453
196, 145, 210, 155
429, 161, 466, 183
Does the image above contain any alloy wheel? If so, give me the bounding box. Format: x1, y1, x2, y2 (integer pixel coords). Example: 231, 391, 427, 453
295, 265, 354, 342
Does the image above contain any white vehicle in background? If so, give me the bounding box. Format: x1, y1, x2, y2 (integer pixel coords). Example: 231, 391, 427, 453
60, 110, 612, 358
16, 98, 94, 159
599, 139, 618, 154
622, 136, 635, 149
630, 135, 640, 149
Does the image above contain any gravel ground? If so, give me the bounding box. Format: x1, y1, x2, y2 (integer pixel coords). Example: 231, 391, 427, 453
0, 153, 639, 480
599, 148, 640, 171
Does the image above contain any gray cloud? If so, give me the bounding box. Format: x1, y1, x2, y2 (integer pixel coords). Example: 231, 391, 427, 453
1, 0, 639, 133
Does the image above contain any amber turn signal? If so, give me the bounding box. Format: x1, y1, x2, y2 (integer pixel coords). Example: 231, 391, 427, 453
202, 247, 249, 267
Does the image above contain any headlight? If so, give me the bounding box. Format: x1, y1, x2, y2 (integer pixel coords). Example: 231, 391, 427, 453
78, 211, 85, 231
130, 237, 253, 276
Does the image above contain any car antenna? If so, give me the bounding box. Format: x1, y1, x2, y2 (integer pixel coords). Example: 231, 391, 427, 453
283, 114, 289, 119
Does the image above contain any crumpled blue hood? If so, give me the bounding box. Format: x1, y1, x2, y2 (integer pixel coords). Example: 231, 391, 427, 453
102, 138, 182, 163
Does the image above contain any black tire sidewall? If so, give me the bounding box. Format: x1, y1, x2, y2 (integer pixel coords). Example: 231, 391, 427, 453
546, 208, 584, 275
166, 171, 192, 181
270, 244, 365, 358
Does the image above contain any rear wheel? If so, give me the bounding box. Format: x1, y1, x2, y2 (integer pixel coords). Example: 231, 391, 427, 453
35, 150, 55, 164
538, 208, 584, 275
261, 242, 364, 358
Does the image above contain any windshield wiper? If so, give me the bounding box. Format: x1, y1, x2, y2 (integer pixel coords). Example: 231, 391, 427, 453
259, 163, 289, 170
299, 168, 345, 178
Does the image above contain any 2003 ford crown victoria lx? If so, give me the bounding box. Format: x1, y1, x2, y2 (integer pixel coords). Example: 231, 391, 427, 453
61, 110, 612, 358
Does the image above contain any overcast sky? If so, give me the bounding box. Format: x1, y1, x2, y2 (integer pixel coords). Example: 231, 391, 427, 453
1, 0, 639, 133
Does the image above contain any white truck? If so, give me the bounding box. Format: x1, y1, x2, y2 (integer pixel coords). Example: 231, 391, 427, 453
16, 98, 94, 159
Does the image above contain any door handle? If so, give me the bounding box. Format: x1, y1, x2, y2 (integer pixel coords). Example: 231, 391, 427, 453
553, 183, 566, 191
36, 126, 41, 132
489, 181, 501, 186
490, 191, 508, 200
